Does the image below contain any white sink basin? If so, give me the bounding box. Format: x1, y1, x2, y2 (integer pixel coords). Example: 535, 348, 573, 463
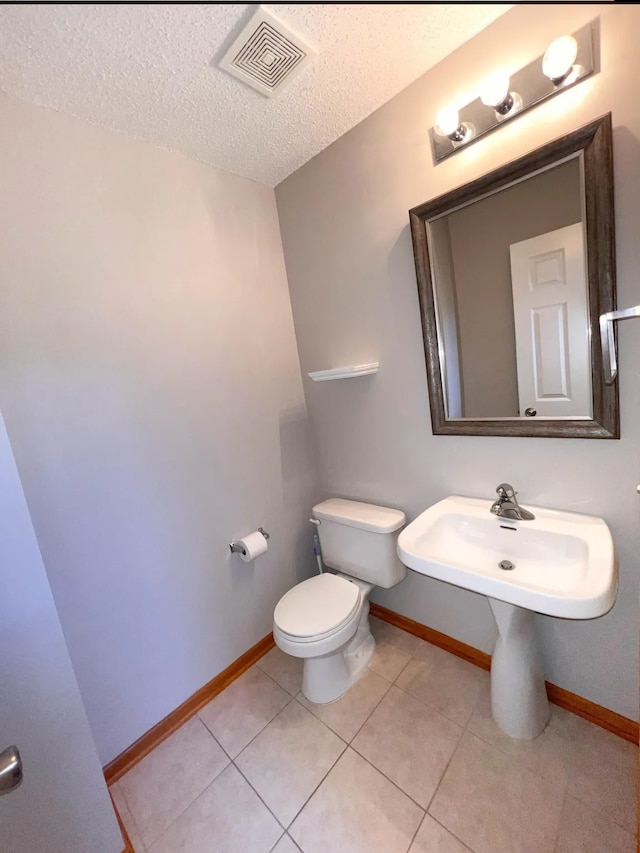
397, 495, 616, 619
397, 494, 617, 740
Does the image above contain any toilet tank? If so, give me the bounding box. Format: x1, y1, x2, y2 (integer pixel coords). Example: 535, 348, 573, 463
312, 498, 407, 588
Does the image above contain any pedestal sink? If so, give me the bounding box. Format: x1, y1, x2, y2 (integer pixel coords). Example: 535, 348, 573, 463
397, 496, 616, 739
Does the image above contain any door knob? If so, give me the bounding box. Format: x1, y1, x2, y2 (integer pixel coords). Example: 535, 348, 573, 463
0, 745, 23, 795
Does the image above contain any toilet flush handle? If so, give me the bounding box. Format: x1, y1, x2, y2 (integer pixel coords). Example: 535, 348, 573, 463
309, 518, 321, 525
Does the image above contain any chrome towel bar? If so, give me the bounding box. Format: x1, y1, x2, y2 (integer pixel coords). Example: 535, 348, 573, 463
599, 305, 640, 384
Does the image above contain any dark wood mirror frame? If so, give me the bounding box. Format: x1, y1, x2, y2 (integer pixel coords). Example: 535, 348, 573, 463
409, 113, 618, 439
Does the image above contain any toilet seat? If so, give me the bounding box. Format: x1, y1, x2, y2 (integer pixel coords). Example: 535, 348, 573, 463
274, 573, 361, 642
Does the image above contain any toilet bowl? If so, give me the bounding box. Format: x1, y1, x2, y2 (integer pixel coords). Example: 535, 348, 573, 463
273, 498, 406, 704
274, 572, 374, 704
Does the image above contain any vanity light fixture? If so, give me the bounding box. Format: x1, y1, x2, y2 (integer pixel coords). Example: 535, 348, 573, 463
430, 20, 597, 163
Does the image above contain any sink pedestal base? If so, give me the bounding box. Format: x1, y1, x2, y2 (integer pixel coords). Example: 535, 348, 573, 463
489, 598, 550, 739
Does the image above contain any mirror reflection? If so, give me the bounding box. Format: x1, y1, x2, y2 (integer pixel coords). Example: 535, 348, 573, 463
428, 155, 591, 420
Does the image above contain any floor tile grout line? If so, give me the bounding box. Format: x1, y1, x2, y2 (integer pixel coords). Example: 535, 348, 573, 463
405, 811, 426, 852
461, 720, 572, 793
428, 814, 476, 852
268, 831, 301, 853
196, 711, 238, 762
389, 676, 480, 730
439, 726, 568, 803
200, 659, 294, 707
421, 722, 467, 818
139, 752, 232, 851
254, 657, 302, 698
231, 758, 289, 834
254, 653, 307, 695
376, 628, 425, 678
551, 786, 568, 853
458, 723, 616, 813
143, 716, 233, 849
605, 809, 638, 837
282, 739, 349, 834
230, 694, 349, 834
277, 833, 302, 853
198, 691, 295, 763
464, 671, 489, 733
344, 674, 393, 743
346, 743, 429, 814
369, 666, 395, 684
566, 787, 638, 837
388, 631, 487, 729
370, 655, 422, 685
275, 833, 302, 853
462, 690, 574, 792
231, 693, 296, 764
267, 833, 287, 853
296, 669, 393, 744
351, 693, 469, 815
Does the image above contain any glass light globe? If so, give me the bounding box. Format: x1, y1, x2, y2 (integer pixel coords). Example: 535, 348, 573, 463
434, 106, 460, 138
480, 69, 510, 108
543, 35, 578, 82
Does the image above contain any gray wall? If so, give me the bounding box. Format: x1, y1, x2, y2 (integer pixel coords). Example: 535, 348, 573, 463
276, 3, 640, 719
0, 92, 319, 763
447, 158, 582, 417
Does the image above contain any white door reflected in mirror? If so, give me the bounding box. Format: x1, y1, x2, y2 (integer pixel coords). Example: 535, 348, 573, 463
510, 223, 591, 418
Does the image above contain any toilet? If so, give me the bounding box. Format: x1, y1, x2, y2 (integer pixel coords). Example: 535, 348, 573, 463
273, 498, 406, 704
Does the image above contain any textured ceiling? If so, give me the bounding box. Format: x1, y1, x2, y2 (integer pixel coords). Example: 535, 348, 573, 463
0, 3, 512, 186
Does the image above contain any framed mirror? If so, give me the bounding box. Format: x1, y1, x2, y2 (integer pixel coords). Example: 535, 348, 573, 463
409, 113, 618, 438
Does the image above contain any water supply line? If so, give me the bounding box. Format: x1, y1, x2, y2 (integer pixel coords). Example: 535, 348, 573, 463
309, 517, 324, 573
313, 534, 324, 574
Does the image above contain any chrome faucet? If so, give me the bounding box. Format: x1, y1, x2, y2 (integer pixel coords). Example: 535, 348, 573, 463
490, 483, 535, 521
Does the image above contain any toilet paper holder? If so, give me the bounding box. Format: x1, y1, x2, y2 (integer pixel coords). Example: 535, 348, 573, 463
230, 527, 270, 555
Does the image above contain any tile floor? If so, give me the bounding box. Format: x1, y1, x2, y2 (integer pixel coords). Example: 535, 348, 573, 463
110, 617, 638, 853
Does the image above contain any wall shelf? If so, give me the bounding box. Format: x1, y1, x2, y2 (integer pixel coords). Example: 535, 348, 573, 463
308, 362, 379, 382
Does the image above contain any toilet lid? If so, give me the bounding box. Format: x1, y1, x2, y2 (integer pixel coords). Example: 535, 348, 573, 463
274, 573, 360, 639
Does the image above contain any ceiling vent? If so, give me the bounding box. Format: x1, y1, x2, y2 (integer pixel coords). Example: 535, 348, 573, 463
218, 6, 317, 98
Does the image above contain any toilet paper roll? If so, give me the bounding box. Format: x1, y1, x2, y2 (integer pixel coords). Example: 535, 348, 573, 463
236, 530, 268, 562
